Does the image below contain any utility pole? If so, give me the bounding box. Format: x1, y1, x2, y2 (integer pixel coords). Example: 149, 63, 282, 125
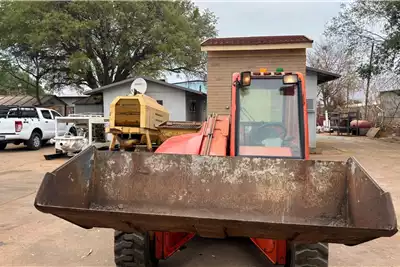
365, 42, 374, 120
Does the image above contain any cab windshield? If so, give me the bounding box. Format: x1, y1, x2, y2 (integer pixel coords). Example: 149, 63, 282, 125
237, 78, 303, 158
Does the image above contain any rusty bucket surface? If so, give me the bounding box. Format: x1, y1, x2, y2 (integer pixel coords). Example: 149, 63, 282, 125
34, 146, 397, 245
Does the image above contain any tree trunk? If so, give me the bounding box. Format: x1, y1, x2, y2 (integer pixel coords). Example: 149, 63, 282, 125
364, 42, 374, 120
35, 78, 41, 105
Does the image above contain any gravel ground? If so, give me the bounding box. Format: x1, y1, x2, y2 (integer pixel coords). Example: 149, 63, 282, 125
0, 136, 399, 267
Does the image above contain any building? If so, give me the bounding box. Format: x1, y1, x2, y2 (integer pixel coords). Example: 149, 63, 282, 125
84, 76, 207, 121
305, 67, 340, 150
201, 35, 340, 152
379, 89, 400, 125
72, 94, 104, 115
58, 95, 89, 115
0, 95, 67, 115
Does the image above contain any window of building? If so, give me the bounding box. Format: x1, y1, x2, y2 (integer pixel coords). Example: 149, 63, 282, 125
189, 100, 196, 113
156, 100, 163, 106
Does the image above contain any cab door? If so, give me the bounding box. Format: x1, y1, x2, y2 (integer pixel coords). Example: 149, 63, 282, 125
39, 110, 55, 139
51, 110, 67, 135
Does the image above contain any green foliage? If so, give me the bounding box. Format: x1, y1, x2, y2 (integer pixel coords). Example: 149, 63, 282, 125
357, 63, 381, 80
0, 1, 217, 92
0, 62, 43, 96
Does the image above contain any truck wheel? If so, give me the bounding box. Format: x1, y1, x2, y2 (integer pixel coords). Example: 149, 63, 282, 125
114, 230, 158, 267
0, 142, 6, 150
26, 132, 42, 150
69, 127, 77, 136
286, 243, 328, 267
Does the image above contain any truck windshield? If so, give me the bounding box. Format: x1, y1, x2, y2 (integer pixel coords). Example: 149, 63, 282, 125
237, 78, 303, 158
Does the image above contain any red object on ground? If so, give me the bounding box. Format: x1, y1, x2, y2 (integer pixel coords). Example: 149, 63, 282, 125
350, 120, 372, 129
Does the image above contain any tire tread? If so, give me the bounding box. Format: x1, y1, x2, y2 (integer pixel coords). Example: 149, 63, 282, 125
114, 231, 157, 267
289, 242, 328, 267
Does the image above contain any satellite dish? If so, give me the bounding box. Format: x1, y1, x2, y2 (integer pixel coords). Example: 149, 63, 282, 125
130, 78, 147, 95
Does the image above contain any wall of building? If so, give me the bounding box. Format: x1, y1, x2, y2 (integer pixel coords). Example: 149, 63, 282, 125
305, 72, 318, 150
59, 96, 89, 115
206, 49, 307, 115
380, 91, 400, 123
185, 92, 207, 121
74, 104, 103, 114
145, 82, 187, 121
102, 81, 187, 121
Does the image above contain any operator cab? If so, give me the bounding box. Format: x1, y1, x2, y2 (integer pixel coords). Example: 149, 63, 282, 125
233, 69, 306, 159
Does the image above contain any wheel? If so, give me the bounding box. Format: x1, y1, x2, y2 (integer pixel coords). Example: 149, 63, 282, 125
69, 127, 77, 136
26, 132, 42, 150
0, 142, 7, 150
114, 230, 158, 267
286, 243, 328, 267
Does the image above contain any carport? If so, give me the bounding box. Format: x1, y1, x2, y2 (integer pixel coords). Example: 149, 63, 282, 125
305, 67, 340, 152
0, 95, 67, 115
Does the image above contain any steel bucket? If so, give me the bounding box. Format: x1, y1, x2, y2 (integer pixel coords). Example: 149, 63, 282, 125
34, 146, 397, 245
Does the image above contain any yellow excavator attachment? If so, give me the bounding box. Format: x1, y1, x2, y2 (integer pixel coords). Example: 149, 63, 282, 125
34, 146, 397, 245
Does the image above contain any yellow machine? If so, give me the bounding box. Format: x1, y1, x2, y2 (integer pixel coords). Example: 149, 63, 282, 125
107, 94, 169, 150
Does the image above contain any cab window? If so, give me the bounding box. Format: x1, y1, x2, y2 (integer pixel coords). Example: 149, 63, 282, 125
41, 110, 52, 120
237, 78, 302, 158
51, 110, 62, 118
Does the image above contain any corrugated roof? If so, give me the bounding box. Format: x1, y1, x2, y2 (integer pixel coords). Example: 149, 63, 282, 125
201, 35, 313, 46
306, 66, 341, 85
73, 94, 103, 105
84, 76, 206, 96
0, 95, 67, 106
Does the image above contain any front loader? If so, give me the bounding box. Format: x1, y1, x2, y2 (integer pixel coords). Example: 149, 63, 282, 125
34, 69, 397, 267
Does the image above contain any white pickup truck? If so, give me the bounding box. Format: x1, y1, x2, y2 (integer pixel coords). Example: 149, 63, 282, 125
0, 107, 75, 150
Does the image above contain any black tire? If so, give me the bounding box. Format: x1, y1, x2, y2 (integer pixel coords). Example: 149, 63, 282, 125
69, 127, 77, 136
114, 230, 158, 267
26, 132, 42, 150
286, 243, 328, 267
0, 142, 6, 150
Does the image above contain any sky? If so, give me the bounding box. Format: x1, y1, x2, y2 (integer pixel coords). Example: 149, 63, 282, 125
167, 0, 345, 83
61, 1, 346, 95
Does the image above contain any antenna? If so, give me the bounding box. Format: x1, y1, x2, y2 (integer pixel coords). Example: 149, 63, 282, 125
130, 78, 147, 95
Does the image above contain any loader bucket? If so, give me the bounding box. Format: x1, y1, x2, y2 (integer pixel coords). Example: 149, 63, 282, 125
34, 146, 397, 245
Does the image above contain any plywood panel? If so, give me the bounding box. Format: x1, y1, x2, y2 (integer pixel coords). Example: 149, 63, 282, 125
207, 49, 306, 115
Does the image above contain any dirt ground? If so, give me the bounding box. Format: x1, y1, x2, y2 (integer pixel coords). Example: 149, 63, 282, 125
0, 136, 399, 267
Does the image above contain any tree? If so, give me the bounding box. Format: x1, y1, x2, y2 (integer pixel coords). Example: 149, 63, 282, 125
0, 2, 75, 103
325, 1, 400, 75
0, 61, 42, 96
0, 1, 217, 94
307, 39, 360, 112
